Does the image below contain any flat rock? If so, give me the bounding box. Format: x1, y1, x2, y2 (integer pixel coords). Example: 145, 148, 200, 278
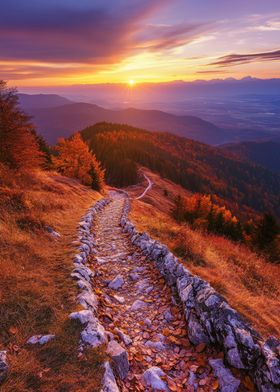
129, 272, 139, 281
209, 358, 240, 392
130, 300, 148, 311
163, 309, 174, 322
142, 366, 169, 391
113, 295, 125, 304
108, 275, 124, 290
27, 334, 55, 345
145, 340, 166, 351
106, 340, 129, 380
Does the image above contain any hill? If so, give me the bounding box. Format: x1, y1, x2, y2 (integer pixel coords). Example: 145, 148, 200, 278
126, 169, 280, 337
0, 167, 105, 391
23, 99, 271, 146
18, 93, 73, 110
81, 122, 280, 219
221, 140, 280, 175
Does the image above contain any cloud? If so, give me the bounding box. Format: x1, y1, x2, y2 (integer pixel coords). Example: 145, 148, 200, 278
136, 22, 212, 51
0, 0, 167, 63
210, 49, 280, 67
0, 0, 214, 81
196, 70, 229, 74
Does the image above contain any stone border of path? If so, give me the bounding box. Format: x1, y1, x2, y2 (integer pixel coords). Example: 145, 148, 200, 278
120, 197, 280, 392
69, 197, 120, 392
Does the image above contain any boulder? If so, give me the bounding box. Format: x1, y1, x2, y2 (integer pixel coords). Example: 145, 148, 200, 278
77, 291, 98, 312
142, 366, 169, 391
70, 309, 94, 324
101, 361, 120, 392
106, 340, 129, 380
81, 318, 107, 347
209, 358, 240, 392
108, 275, 124, 290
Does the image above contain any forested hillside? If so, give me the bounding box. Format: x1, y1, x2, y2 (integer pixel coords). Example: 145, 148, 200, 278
222, 141, 280, 175
81, 122, 280, 219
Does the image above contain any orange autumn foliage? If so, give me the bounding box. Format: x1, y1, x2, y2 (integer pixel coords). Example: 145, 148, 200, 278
53, 133, 105, 191
0, 80, 44, 169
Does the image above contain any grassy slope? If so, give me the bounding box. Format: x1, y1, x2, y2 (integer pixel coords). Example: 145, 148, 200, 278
0, 168, 105, 392
127, 169, 280, 338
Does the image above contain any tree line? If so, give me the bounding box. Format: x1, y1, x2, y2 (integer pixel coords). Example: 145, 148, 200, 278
173, 193, 280, 262
0, 81, 104, 191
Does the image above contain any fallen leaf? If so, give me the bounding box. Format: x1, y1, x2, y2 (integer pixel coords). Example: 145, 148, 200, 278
196, 342, 206, 353
9, 326, 18, 335
212, 380, 219, 390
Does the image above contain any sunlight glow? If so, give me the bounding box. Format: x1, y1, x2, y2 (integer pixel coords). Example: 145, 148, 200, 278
128, 79, 135, 87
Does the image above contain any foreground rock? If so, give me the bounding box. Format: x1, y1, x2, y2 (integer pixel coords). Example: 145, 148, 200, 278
142, 366, 169, 391
130, 299, 147, 311
209, 359, 240, 392
0, 351, 8, 383
101, 361, 120, 392
106, 340, 129, 380
27, 334, 55, 345
108, 275, 124, 290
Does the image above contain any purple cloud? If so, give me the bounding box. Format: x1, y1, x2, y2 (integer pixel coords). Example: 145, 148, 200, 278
210, 49, 280, 67
0, 1, 167, 63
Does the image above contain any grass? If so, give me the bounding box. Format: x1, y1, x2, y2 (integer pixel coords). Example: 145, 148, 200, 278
0, 166, 105, 391
128, 169, 280, 338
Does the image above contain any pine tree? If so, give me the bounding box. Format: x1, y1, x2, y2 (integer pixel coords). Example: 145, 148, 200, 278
0, 80, 44, 169
89, 155, 105, 191
172, 195, 185, 222
255, 213, 279, 250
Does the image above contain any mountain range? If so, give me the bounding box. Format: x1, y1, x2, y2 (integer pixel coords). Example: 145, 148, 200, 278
19, 93, 274, 146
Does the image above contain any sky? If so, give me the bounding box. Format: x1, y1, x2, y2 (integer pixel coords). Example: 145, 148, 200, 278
1, 0, 280, 87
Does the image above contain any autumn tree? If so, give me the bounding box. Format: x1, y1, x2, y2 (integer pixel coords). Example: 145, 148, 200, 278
0, 80, 44, 169
53, 133, 105, 191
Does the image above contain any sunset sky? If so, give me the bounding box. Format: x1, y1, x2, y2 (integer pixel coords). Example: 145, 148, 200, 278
1, 0, 280, 87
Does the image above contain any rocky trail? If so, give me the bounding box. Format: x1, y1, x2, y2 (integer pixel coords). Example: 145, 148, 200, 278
88, 193, 247, 392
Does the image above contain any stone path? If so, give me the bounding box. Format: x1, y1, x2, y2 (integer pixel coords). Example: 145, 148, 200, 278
89, 195, 247, 392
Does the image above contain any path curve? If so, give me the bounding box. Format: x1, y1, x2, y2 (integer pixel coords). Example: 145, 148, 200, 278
89, 193, 225, 392
135, 174, 153, 200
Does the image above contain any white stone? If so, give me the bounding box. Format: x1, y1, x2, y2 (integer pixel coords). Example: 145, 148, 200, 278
106, 340, 129, 380
209, 359, 240, 392
108, 275, 124, 290
81, 319, 107, 347
27, 334, 55, 345
113, 295, 125, 304
142, 366, 169, 391
102, 362, 120, 392
115, 328, 132, 346
69, 309, 94, 324
131, 300, 148, 311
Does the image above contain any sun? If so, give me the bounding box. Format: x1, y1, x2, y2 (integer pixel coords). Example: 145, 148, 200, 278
128, 79, 135, 87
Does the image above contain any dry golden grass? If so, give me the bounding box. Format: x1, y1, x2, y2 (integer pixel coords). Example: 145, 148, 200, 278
128, 169, 280, 338
0, 167, 105, 391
